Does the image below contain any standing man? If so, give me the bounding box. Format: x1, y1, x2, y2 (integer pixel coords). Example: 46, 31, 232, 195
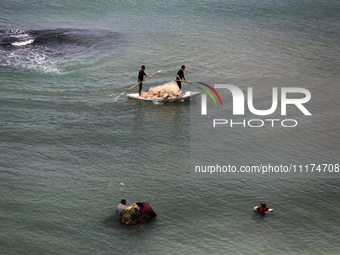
176, 65, 186, 90
138, 65, 150, 97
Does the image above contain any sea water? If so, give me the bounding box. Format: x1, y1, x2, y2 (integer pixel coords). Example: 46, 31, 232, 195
1, 0, 340, 254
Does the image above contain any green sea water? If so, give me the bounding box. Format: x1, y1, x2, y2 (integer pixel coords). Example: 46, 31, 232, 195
1, 0, 340, 254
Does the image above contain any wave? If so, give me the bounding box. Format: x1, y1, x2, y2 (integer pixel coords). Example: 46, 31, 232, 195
0, 28, 121, 73
11, 39, 35, 47
1, 28, 120, 51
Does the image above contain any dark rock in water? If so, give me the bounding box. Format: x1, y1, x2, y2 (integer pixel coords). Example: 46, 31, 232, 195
120, 203, 156, 225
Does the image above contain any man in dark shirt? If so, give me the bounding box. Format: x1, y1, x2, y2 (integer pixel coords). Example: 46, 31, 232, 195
176, 65, 186, 90
254, 202, 274, 215
138, 65, 150, 97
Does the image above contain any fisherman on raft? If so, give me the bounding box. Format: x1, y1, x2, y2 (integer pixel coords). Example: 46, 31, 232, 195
176, 65, 186, 91
138, 65, 150, 97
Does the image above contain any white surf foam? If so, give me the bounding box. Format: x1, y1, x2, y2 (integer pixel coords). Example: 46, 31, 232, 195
11, 39, 35, 47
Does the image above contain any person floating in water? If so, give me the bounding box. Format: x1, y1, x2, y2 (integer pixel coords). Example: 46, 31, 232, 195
138, 65, 150, 97
254, 202, 274, 214
176, 65, 186, 91
116, 199, 127, 215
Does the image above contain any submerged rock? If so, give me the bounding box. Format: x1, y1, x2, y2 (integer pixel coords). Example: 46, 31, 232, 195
120, 203, 156, 225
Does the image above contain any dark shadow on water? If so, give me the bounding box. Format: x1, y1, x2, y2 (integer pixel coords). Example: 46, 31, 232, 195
0, 28, 122, 55
252, 211, 272, 222
103, 213, 157, 230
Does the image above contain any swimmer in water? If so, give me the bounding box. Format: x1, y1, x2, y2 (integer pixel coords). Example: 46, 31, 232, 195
254, 202, 274, 214
116, 199, 127, 215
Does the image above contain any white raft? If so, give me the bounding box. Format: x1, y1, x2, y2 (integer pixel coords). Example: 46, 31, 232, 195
127, 91, 200, 102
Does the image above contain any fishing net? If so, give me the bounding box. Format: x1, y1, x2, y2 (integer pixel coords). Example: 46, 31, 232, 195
120, 203, 155, 225
142, 80, 181, 98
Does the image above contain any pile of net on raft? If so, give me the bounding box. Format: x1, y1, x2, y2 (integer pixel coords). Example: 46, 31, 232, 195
120, 202, 156, 225
141, 81, 181, 98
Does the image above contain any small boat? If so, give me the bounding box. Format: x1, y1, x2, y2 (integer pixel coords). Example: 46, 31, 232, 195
127, 91, 200, 102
